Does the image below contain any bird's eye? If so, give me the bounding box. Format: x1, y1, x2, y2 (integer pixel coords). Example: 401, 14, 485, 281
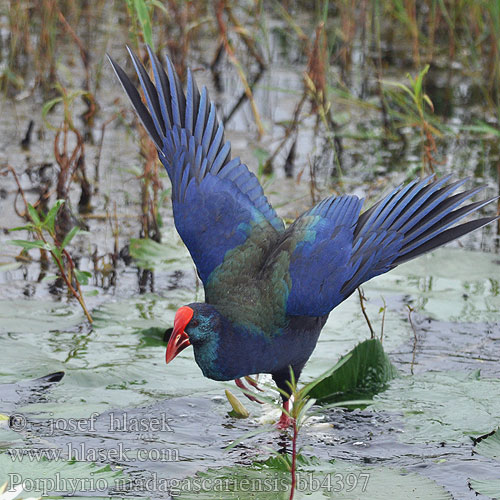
190, 319, 199, 328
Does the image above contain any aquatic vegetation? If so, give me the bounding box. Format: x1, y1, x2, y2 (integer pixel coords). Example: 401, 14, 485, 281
1, 172, 92, 322
0, 2, 499, 499
382, 65, 441, 175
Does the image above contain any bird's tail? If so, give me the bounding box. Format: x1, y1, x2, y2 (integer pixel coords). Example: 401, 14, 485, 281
340, 174, 498, 297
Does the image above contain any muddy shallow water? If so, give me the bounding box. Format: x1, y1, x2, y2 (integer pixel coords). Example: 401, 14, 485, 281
0, 3, 500, 500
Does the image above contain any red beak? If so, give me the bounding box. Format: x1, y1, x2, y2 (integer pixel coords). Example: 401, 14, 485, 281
166, 306, 193, 364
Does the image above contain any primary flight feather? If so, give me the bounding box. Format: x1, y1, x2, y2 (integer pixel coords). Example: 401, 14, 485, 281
109, 47, 497, 428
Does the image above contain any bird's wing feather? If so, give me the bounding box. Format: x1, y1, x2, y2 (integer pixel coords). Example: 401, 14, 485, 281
277, 176, 497, 317
266, 195, 364, 317
340, 175, 497, 298
108, 47, 283, 284
171, 147, 278, 285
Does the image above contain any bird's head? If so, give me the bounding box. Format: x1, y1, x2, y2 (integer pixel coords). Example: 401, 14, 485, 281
165, 303, 222, 374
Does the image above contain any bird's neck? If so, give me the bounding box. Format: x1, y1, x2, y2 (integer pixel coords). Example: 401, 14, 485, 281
192, 313, 280, 381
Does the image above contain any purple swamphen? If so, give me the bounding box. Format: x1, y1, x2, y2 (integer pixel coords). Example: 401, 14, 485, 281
109, 47, 498, 428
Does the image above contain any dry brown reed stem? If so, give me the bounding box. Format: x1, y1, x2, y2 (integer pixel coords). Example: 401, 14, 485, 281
5, 0, 31, 91
57, 7, 97, 134
413, 95, 442, 176
54, 120, 85, 239
215, 0, 265, 138
37, 0, 57, 90
113, 201, 119, 262
289, 418, 298, 500
408, 305, 417, 375
339, 0, 357, 75
380, 297, 386, 343
57, 9, 89, 77
305, 23, 343, 179
307, 22, 327, 111
225, 4, 266, 70
8, 165, 54, 220
358, 287, 375, 339
94, 112, 122, 193
371, 2, 391, 140
165, 0, 189, 78
265, 20, 338, 177
138, 127, 162, 241
487, 17, 499, 92
423, 127, 439, 174
160, 1, 208, 80
426, 3, 438, 62
405, 1, 420, 66
263, 94, 307, 176
1, 165, 30, 217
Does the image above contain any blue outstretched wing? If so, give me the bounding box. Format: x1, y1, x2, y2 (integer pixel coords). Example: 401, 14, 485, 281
281, 195, 364, 317
108, 48, 284, 284
169, 148, 276, 284
340, 175, 496, 298
284, 176, 497, 317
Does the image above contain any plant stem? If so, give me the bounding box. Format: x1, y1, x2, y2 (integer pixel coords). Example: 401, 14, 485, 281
408, 305, 418, 375
358, 287, 375, 338
289, 418, 298, 500
5, 165, 93, 323
215, 0, 264, 138
61, 249, 93, 323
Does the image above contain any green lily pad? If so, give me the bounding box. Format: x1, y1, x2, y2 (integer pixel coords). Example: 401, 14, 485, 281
0, 300, 83, 335
129, 229, 193, 272
0, 292, 219, 420
367, 248, 500, 323
308, 339, 398, 404
469, 429, 500, 498
468, 478, 500, 499
371, 371, 500, 443
0, 453, 129, 498
475, 429, 500, 460
176, 458, 452, 499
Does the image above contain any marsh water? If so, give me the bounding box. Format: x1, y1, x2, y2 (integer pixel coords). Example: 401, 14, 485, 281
0, 3, 500, 499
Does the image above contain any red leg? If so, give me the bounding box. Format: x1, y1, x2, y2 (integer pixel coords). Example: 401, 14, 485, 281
277, 399, 293, 429
235, 378, 264, 404
244, 375, 264, 392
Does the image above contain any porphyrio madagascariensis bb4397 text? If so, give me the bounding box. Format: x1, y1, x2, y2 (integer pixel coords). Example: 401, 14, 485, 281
109, 47, 498, 428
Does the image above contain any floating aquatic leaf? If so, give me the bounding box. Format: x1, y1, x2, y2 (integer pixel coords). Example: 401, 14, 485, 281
469, 478, 500, 499
176, 458, 451, 499
367, 248, 500, 323
0, 454, 128, 498
474, 429, 500, 460
308, 339, 398, 404
469, 429, 500, 498
371, 371, 500, 443
129, 229, 193, 272
0, 300, 83, 334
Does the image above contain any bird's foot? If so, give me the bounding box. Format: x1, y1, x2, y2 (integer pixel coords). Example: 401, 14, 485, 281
234, 378, 264, 404
276, 412, 293, 429
276, 399, 293, 429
